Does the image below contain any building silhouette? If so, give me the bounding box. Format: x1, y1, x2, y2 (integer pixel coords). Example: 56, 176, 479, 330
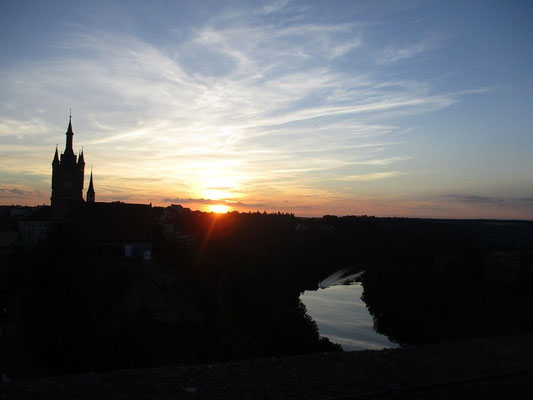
47, 116, 152, 261
51, 116, 86, 217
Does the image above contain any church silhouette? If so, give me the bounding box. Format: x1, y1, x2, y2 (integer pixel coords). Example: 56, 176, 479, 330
47, 116, 152, 260
51, 115, 95, 217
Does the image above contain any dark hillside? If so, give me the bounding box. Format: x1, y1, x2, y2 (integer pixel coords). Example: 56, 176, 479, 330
2, 207, 532, 379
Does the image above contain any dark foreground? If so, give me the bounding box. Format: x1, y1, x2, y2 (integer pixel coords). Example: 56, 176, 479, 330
3, 333, 532, 400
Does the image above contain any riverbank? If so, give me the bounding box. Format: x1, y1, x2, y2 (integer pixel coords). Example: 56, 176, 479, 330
3, 333, 532, 399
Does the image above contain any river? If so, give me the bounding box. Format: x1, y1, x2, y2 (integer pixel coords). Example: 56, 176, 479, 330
300, 268, 398, 351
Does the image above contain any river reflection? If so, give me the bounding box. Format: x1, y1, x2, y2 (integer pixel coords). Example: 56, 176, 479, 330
301, 279, 397, 351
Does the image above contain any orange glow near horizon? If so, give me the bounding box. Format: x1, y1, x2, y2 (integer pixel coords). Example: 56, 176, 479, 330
209, 204, 230, 213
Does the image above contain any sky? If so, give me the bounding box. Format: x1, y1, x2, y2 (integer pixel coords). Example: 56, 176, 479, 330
0, 0, 532, 218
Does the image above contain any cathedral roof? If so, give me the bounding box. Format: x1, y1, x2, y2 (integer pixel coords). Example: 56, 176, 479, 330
84, 202, 152, 243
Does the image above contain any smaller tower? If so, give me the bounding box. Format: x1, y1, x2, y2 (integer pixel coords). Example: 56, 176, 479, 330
87, 170, 95, 203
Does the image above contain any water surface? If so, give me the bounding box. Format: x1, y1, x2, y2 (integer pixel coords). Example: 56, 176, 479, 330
300, 271, 397, 351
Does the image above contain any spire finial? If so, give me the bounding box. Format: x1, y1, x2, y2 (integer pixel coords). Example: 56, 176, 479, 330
69, 108, 72, 121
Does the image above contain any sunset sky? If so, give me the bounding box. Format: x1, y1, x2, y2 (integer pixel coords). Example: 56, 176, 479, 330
1, 0, 532, 218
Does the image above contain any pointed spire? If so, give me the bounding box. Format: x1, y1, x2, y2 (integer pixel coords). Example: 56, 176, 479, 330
88, 171, 94, 191
63, 113, 75, 161
52, 145, 60, 165
78, 147, 85, 165
67, 109, 73, 136
87, 168, 95, 203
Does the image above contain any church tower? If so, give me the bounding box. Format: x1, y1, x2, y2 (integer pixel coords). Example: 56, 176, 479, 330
51, 116, 85, 216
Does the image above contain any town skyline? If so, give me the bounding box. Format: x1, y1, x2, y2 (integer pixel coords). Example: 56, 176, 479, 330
1, 1, 532, 219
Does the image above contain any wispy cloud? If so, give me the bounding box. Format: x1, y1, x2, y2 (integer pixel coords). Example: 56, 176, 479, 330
162, 197, 265, 208
446, 194, 533, 208
0, 187, 34, 197
0, 3, 480, 214
351, 157, 410, 165
0, 186, 44, 204
377, 39, 434, 65
260, 0, 290, 15
335, 171, 403, 182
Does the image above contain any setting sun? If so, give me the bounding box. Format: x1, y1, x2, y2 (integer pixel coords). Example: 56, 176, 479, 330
209, 204, 230, 213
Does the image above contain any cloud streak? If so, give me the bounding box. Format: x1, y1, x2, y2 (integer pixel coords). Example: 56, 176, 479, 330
335, 171, 403, 182
377, 39, 435, 65
0, 2, 491, 216
446, 194, 533, 208
163, 197, 265, 208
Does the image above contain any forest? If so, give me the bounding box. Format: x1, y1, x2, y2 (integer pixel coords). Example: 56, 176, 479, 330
2, 206, 533, 378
